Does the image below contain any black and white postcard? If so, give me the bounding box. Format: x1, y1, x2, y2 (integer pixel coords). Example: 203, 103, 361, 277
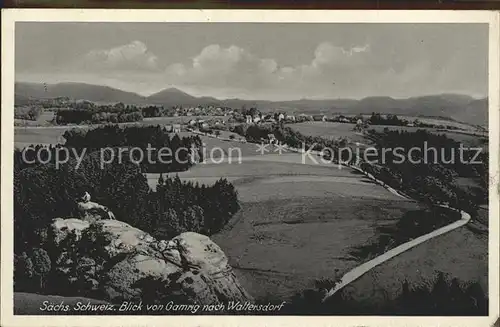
1, 9, 499, 327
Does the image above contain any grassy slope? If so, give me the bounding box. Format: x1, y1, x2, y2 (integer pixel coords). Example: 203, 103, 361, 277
213, 197, 421, 300
335, 207, 488, 304
290, 121, 487, 148
191, 157, 420, 300
290, 122, 368, 144
289, 121, 488, 303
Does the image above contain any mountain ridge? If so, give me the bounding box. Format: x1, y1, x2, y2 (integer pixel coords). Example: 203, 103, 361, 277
15, 82, 488, 126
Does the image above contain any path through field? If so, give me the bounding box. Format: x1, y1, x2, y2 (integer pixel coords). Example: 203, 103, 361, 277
155, 150, 423, 299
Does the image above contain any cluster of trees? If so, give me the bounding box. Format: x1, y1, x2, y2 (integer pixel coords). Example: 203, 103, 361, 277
142, 105, 176, 118
14, 248, 52, 293
149, 175, 240, 238
56, 108, 144, 125
239, 107, 261, 118
16, 126, 203, 173
230, 107, 262, 123
368, 112, 407, 126
350, 207, 460, 261
14, 123, 241, 294
231, 123, 347, 159
360, 129, 488, 213
14, 107, 43, 121
14, 149, 240, 294
14, 151, 149, 255
367, 113, 463, 130
62, 125, 203, 173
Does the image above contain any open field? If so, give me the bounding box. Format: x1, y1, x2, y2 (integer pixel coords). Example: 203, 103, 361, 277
341, 114, 481, 131
14, 120, 233, 148
339, 217, 488, 304
141, 115, 230, 125
290, 122, 368, 144
290, 121, 488, 148
15, 127, 67, 147
368, 125, 488, 148
214, 198, 423, 300
147, 152, 424, 299
150, 151, 486, 301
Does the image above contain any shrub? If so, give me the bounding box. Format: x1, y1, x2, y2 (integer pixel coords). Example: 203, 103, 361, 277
30, 248, 51, 291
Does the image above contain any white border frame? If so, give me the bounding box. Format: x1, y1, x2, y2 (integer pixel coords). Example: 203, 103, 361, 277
1, 9, 499, 327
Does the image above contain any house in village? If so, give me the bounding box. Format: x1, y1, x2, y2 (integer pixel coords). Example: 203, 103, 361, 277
286, 114, 296, 122
172, 124, 181, 133
278, 113, 285, 122
188, 119, 207, 129
246, 115, 253, 124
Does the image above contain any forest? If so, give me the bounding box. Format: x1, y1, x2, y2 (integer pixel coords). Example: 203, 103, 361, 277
14, 125, 240, 295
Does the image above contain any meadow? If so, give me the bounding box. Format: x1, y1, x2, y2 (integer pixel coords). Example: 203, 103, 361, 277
14, 117, 230, 148
147, 151, 425, 299
290, 121, 488, 150
339, 209, 488, 304
289, 122, 368, 144
341, 114, 480, 131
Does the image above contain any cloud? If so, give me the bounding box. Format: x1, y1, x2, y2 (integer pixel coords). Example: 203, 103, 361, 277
166, 44, 278, 86
162, 42, 375, 98
160, 42, 481, 100
79, 40, 159, 72
44, 39, 484, 100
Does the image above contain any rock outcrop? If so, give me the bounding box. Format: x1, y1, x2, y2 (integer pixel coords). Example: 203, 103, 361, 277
48, 218, 252, 306
74, 191, 116, 222
51, 218, 90, 246
76, 201, 116, 222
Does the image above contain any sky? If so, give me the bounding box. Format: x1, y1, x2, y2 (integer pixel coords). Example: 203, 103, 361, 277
15, 22, 488, 100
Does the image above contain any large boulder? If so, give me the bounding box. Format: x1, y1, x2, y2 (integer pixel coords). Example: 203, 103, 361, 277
76, 201, 116, 222
51, 218, 90, 246
49, 218, 252, 306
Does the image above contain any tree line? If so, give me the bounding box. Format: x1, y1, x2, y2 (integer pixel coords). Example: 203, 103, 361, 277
15, 125, 204, 173
54, 103, 181, 125
360, 129, 488, 214
14, 107, 43, 121
61, 125, 203, 173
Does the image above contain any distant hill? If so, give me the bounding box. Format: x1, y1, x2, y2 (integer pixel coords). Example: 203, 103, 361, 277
147, 87, 220, 107
15, 82, 146, 104
15, 82, 488, 126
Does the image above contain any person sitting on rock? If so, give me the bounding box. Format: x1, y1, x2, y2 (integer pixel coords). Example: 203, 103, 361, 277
76, 191, 116, 222
80, 191, 91, 203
